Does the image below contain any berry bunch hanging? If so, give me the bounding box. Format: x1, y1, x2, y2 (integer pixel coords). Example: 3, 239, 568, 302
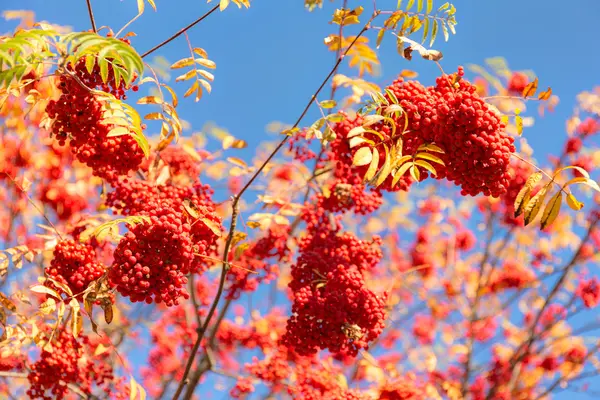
46, 239, 105, 296
45, 58, 144, 180
109, 205, 195, 306
331, 67, 516, 198
282, 208, 387, 357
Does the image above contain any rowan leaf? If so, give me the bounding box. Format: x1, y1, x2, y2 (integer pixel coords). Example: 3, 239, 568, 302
319, 99, 337, 109
353, 147, 373, 166
538, 87, 552, 101
374, 145, 392, 186
409, 164, 421, 181
540, 191, 562, 230
514, 171, 542, 217
523, 184, 549, 226
414, 159, 437, 176
566, 192, 584, 211
415, 152, 445, 165
522, 77, 538, 98
364, 147, 379, 181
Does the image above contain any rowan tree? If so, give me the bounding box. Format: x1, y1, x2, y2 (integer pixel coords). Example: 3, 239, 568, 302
0, 1, 599, 400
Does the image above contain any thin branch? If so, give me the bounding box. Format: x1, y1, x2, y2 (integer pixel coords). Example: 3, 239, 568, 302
170, 11, 380, 400
461, 210, 495, 396
141, 5, 220, 59
85, 0, 98, 33
485, 211, 599, 399
4, 173, 63, 241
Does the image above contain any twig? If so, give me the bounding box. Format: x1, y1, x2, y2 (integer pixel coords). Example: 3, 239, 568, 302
85, 0, 98, 33
141, 5, 220, 59
486, 211, 599, 399
461, 210, 495, 396
4, 173, 63, 240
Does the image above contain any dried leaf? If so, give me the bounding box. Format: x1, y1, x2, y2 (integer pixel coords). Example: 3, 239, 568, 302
538, 87, 552, 101
522, 77, 538, 98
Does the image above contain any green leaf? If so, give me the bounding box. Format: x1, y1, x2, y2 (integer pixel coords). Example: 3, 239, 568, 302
319, 99, 337, 109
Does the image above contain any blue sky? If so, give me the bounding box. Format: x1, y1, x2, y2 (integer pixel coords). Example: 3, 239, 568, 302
2, 0, 600, 398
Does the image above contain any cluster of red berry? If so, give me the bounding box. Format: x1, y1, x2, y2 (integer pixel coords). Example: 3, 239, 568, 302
45, 58, 144, 180
110, 205, 196, 306
105, 177, 221, 275
45, 239, 105, 296
282, 207, 387, 357
331, 67, 516, 198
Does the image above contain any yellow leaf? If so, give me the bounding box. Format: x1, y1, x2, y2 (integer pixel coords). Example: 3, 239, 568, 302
220, 0, 230, 11
170, 58, 194, 69
523, 185, 549, 226
416, 152, 445, 165
514, 171, 542, 217
319, 99, 337, 109
409, 164, 421, 181
566, 193, 584, 211
374, 145, 392, 186
332, 6, 363, 25
182, 198, 201, 218
201, 218, 222, 237
184, 80, 200, 98
227, 157, 247, 167
364, 147, 379, 181
414, 159, 437, 176
94, 343, 110, 356
515, 115, 523, 135
39, 298, 56, 315
176, 70, 196, 82
540, 191, 562, 230
392, 161, 413, 187
417, 143, 445, 153
353, 147, 373, 166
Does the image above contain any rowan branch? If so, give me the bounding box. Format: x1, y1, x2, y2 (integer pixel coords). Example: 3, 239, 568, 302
170, 11, 380, 400
85, 0, 98, 33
